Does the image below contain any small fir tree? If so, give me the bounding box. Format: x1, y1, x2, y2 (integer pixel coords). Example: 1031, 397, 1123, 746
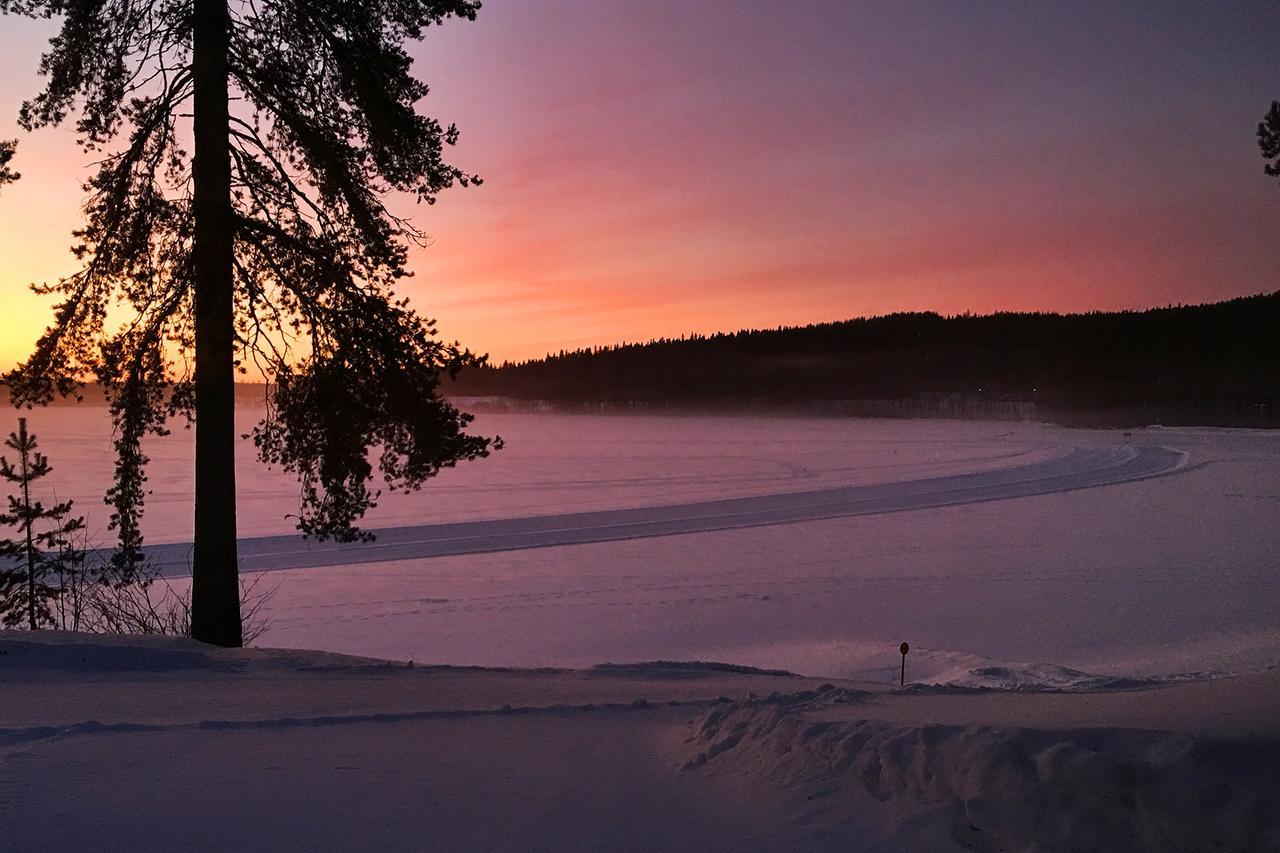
0, 418, 86, 629
46, 497, 88, 631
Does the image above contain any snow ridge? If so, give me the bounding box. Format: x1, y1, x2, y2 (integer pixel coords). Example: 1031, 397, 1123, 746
683, 687, 1280, 852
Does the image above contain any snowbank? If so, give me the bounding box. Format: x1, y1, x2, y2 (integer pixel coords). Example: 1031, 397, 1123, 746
2, 632, 1277, 851
683, 687, 1280, 852
0, 630, 230, 672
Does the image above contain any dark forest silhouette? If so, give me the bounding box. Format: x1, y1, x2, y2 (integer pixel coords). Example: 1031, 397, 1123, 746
454, 294, 1280, 427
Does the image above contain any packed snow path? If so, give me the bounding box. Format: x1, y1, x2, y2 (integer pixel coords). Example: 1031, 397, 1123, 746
143, 444, 1185, 575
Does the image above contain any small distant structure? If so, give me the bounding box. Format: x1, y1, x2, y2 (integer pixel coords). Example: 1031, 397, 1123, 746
1122, 430, 1133, 444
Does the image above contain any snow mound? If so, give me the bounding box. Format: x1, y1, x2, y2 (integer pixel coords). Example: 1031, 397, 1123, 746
0, 631, 231, 673
920, 661, 1169, 692
902, 649, 1226, 693
0, 631, 404, 674
591, 660, 800, 679
682, 687, 1280, 852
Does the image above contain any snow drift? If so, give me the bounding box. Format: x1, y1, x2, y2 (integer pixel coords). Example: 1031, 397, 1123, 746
682, 687, 1280, 852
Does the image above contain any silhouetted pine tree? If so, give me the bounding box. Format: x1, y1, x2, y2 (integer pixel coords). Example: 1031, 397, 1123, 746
0, 418, 85, 629
0, 138, 16, 188
44, 488, 88, 632
1261, 100, 1280, 181
0, 1, 498, 646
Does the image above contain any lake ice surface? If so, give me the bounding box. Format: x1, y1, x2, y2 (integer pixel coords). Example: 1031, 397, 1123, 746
5, 407, 1279, 686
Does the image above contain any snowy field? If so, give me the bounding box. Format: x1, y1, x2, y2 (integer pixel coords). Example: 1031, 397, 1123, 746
2, 411, 1279, 851
7, 407, 1280, 687
1, 633, 1277, 852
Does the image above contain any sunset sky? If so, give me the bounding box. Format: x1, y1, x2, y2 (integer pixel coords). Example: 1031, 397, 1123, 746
0, 1, 1277, 368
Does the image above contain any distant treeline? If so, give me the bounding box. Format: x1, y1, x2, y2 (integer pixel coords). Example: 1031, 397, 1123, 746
453, 293, 1280, 427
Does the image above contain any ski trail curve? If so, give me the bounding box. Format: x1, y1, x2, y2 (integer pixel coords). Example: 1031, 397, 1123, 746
143, 444, 1186, 575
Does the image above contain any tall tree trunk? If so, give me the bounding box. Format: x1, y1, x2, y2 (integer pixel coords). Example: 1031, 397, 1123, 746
18, 419, 37, 631
190, 0, 242, 647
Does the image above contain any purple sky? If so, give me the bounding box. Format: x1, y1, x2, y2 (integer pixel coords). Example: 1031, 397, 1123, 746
0, 1, 1277, 363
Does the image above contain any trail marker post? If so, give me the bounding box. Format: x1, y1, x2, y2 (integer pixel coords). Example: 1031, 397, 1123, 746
899, 642, 909, 686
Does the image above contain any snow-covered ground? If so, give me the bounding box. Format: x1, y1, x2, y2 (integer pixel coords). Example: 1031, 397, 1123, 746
7, 408, 1280, 687
3, 410, 1279, 851
1, 632, 1277, 852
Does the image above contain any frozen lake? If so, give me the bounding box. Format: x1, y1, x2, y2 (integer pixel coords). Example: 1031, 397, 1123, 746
5, 407, 1279, 686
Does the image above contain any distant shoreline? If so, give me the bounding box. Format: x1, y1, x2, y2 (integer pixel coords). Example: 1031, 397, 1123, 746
452, 292, 1280, 429
3, 292, 1276, 428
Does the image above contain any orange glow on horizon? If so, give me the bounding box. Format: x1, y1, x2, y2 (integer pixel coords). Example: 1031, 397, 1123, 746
2, 4, 1277, 372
